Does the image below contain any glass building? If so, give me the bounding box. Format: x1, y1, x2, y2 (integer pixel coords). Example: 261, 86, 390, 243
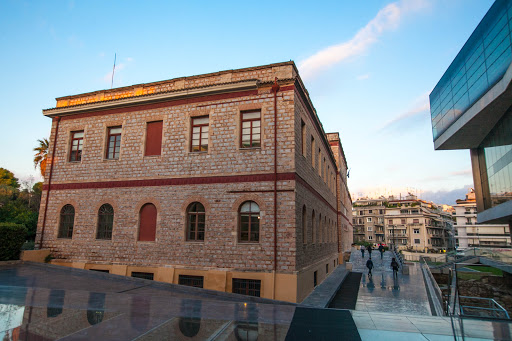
430, 0, 512, 225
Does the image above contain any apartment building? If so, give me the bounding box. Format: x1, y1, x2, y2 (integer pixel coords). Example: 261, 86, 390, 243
385, 196, 453, 252
454, 189, 511, 248
352, 195, 454, 251
35, 61, 352, 303
352, 198, 386, 243
430, 0, 512, 233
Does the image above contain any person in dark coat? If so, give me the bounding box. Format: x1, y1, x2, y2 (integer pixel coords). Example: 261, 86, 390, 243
378, 244, 384, 259
360, 245, 365, 258
367, 245, 373, 259
366, 258, 374, 277
391, 257, 400, 278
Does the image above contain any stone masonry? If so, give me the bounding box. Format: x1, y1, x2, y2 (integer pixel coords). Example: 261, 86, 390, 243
36, 61, 352, 302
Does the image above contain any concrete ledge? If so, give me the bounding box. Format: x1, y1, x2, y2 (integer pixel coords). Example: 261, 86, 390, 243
300, 265, 349, 308
20, 249, 51, 263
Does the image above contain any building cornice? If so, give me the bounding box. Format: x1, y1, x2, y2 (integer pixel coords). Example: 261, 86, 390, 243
43, 80, 260, 117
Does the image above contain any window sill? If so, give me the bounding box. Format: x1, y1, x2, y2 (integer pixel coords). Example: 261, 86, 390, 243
238, 241, 260, 245
143, 154, 161, 158
188, 151, 208, 155
185, 240, 205, 243
68, 160, 82, 164
103, 158, 120, 161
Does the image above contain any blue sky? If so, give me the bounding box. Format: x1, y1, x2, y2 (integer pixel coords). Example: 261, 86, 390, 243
0, 0, 494, 204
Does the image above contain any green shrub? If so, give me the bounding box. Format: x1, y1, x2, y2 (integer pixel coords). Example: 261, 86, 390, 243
0, 223, 27, 261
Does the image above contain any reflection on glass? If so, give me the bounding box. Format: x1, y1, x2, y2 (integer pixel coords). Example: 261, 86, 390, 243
178, 299, 202, 337
0, 303, 25, 341
482, 110, 512, 208
47, 289, 65, 318
430, 0, 512, 140
87, 292, 105, 325
130, 295, 150, 332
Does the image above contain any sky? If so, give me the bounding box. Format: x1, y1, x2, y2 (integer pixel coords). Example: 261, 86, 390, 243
0, 0, 495, 205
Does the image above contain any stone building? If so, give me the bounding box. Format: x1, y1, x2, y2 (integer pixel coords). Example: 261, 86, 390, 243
453, 188, 511, 248
36, 61, 352, 303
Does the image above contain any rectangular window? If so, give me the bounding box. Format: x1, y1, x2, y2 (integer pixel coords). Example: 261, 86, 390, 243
232, 278, 261, 297
90, 269, 109, 273
178, 275, 204, 288
326, 264, 329, 274
107, 126, 122, 159
367, 217, 372, 222
313, 271, 318, 287
414, 239, 420, 244
379, 209, 384, 214
359, 211, 363, 215
131, 272, 154, 280
367, 226, 373, 232
301, 120, 306, 156
241, 111, 260, 148
69, 131, 84, 162
401, 219, 406, 224
145, 121, 163, 156
413, 219, 419, 224
191, 116, 209, 152
311, 136, 315, 168
368, 235, 373, 240
368, 210, 373, 214
388, 219, 393, 224
318, 149, 321, 176
414, 229, 420, 234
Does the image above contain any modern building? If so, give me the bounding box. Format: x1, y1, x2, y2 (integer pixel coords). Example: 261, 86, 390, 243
352, 194, 454, 251
35, 61, 353, 303
429, 0, 512, 234
453, 188, 511, 248
352, 198, 386, 243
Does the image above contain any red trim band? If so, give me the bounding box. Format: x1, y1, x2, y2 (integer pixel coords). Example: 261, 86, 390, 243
43, 172, 296, 191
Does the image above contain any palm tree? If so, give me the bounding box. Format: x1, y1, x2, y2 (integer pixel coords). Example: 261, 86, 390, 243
33, 138, 49, 178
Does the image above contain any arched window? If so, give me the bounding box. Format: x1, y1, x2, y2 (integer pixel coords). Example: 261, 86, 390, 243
139, 203, 157, 241
187, 202, 205, 241
97, 204, 114, 239
239, 201, 260, 242
58, 204, 75, 238
312, 210, 316, 244
302, 205, 307, 244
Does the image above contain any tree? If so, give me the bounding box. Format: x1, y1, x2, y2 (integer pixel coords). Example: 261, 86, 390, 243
0, 168, 19, 189
33, 138, 49, 178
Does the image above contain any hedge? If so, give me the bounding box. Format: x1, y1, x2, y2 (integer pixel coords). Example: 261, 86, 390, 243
0, 223, 27, 261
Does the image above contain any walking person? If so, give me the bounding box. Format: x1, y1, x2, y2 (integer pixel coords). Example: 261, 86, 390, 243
378, 244, 384, 260
391, 257, 400, 278
367, 245, 373, 259
360, 245, 365, 258
366, 258, 374, 277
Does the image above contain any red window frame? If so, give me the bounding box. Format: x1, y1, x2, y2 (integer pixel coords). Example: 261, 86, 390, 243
239, 201, 260, 242
240, 111, 261, 148
106, 126, 122, 159
139, 203, 157, 241
191, 116, 209, 152
69, 131, 84, 162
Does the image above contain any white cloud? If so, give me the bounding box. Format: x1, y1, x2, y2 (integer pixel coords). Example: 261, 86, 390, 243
378, 90, 431, 131
356, 74, 370, 80
299, 0, 429, 80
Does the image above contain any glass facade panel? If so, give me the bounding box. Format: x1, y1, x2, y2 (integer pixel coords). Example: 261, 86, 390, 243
482, 109, 512, 208
430, 0, 512, 140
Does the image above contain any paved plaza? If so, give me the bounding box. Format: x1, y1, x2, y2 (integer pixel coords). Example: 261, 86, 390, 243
349, 247, 431, 316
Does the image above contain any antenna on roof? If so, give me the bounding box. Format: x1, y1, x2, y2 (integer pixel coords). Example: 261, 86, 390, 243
110, 53, 116, 89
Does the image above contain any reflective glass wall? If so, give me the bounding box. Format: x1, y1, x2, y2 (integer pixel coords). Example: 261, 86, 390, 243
430, 0, 512, 140
481, 109, 512, 208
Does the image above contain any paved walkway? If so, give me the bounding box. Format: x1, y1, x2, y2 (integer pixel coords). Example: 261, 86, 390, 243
349, 247, 431, 316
